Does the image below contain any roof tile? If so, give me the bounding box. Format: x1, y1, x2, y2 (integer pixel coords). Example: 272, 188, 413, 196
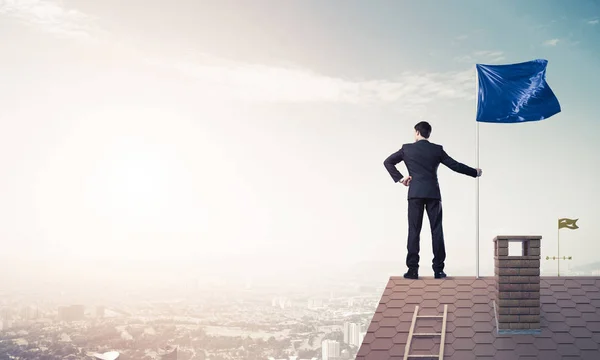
565, 317, 588, 327
586, 321, 600, 332
546, 321, 570, 332
439, 288, 457, 296
556, 343, 580, 357
452, 338, 476, 350
472, 303, 491, 313
556, 299, 577, 308
411, 337, 436, 351
493, 337, 517, 350
473, 344, 497, 357
534, 350, 563, 360
456, 284, 472, 292
449, 349, 477, 360
404, 295, 422, 304
421, 291, 439, 300
574, 337, 599, 350
552, 332, 575, 344
581, 349, 600, 360
387, 344, 405, 357
439, 279, 457, 288
473, 312, 493, 322
454, 317, 475, 328
454, 299, 472, 308
542, 303, 562, 313
473, 321, 494, 333
514, 343, 539, 356
473, 333, 494, 344
588, 291, 600, 300
454, 327, 475, 338
533, 337, 558, 350
391, 332, 408, 344
363, 350, 390, 360
381, 308, 403, 318
370, 338, 394, 351
374, 327, 398, 338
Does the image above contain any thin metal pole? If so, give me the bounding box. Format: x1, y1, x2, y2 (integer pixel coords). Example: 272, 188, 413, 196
475, 66, 480, 278
557, 222, 560, 277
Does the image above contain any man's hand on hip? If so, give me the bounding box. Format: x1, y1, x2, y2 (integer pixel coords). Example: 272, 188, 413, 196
400, 176, 412, 186
476, 168, 483, 177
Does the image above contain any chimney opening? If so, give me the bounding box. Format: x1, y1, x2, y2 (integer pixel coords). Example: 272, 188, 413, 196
508, 241, 523, 256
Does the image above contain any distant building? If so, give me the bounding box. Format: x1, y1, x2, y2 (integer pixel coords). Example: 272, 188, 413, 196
343, 322, 364, 347
322, 339, 340, 360
20, 306, 38, 320
308, 298, 323, 309
96, 306, 105, 318
58, 305, 84, 322
1, 308, 12, 329
350, 324, 364, 347
158, 345, 178, 359
343, 322, 350, 343
272, 297, 291, 309
1, 308, 11, 322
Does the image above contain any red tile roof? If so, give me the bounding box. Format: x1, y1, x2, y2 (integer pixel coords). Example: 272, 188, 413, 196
356, 277, 600, 360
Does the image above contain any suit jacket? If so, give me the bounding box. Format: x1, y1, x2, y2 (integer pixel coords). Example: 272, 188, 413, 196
384, 139, 478, 199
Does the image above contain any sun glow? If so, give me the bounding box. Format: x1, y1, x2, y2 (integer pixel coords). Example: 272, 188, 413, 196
30, 105, 226, 256
86, 135, 177, 226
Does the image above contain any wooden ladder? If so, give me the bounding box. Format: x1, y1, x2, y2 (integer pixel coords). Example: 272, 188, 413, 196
403, 304, 448, 360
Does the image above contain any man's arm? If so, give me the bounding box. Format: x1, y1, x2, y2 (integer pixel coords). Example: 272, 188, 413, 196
440, 147, 479, 177
383, 147, 406, 183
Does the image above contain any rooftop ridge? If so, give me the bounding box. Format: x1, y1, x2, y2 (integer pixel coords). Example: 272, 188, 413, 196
388, 275, 600, 280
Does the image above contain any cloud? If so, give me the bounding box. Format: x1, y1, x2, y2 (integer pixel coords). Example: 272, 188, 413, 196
543, 38, 560, 46
455, 35, 469, 41
0, 0, 101, 39
146, 55, 475, 109
1, 0, 476, 112
588, 19, 599, 25
455, 50, 505, 64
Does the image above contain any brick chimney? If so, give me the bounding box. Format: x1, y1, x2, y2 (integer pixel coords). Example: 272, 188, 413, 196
493, 235, 541, 334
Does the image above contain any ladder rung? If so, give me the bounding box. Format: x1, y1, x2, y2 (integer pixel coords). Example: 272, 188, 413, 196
413, 332, 441, 336
417, 315, 443, 318
407, 355, 439, 358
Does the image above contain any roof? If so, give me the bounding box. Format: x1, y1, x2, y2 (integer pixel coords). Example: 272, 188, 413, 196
357, 276, 600, 360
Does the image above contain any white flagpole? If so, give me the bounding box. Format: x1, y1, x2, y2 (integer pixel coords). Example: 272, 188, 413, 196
557, 221, 560, 276
475, 66, 480, 278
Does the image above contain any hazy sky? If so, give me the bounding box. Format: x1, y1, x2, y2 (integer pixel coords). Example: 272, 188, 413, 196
1, 0, 599, 283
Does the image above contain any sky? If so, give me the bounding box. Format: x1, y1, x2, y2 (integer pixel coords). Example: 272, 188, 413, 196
1, 0, 600, 288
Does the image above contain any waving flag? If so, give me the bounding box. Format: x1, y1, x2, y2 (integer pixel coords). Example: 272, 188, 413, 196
558, 218, 579, 230
473, 59, 562, 277
476, 59, 561, 123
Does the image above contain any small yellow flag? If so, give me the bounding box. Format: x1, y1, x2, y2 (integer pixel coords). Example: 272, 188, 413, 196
558, 218, 579, 230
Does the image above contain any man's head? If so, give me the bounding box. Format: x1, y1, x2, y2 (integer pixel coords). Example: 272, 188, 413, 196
414, 121, 431, 141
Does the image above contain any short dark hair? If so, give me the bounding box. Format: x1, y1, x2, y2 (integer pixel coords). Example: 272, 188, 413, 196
414, 121, 432, 138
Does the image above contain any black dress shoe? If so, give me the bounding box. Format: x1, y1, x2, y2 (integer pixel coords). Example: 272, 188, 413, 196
404, 270, 419, 279
434, 271, 447, 279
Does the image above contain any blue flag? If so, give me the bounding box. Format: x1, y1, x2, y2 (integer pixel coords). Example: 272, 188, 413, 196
476, 59, 561, 123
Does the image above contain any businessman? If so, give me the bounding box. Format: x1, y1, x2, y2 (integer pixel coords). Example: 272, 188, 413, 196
384, 121, 482, 279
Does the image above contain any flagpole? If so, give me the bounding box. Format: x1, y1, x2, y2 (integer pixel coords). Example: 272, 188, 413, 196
475, 66, 480, 278
557, 220, 560, 277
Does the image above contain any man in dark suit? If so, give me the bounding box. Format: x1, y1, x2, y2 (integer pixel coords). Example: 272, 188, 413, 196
384, 121, 482, 279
